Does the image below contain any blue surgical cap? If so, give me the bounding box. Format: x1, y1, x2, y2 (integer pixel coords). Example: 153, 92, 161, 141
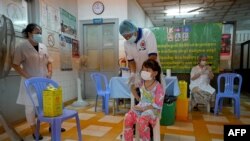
119, 20, 138, 35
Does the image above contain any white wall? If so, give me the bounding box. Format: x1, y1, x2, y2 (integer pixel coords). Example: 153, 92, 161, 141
123, 0, 153, 59
236, 30, 250, 44
145, 16, 154, 28
232, 30, 250, 69
128, 0, 145, 27
128, 0, 153, 28
40, 0, 79, 102
77, 0, 127, 21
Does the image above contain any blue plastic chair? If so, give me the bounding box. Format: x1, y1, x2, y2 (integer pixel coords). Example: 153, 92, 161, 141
24, 77, 82, 141
90, 72, 110, 115
214, 73, 242, 118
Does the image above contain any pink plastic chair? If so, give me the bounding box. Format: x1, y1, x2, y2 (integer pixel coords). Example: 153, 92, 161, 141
24, 77, 82, 141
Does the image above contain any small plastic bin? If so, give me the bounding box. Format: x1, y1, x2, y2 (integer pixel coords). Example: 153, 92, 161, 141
176, 98, 189, 121
178, 80, 187, 99
160, 96, 177, 126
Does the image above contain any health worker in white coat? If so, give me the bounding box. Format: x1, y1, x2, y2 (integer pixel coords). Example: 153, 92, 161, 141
12, 23, 52, 140
189, 54, 215, 113
119, 20, 166, 103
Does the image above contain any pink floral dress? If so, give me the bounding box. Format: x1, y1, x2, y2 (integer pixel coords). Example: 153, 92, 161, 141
124, 82, 164, 141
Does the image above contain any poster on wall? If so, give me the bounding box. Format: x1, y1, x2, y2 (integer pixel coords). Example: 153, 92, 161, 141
72, 39, 79, 58
60, 8, 77, 36
221, 34, 231, 56
59, 34, 72, 71
1, 0, 28, 32
40, 0, 60, 32
42, 28, 59, 49
151, 23, 222, 73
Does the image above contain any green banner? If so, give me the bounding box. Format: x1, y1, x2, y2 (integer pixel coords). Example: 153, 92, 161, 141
151, 23, 222, 73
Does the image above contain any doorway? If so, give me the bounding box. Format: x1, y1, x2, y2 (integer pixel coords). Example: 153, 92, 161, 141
79, 19, 119, 99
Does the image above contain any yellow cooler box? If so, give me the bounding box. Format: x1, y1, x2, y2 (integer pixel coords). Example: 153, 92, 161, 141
176, 98, 189, 121
43, 86, 63, 117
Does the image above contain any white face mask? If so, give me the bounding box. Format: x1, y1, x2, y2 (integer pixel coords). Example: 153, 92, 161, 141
200, 61, 207, 66
127, 35, 137, 43
141, 71, 152, 80
33, 34, 42, 43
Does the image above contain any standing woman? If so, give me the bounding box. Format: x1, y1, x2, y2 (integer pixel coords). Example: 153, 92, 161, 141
12, 23, 52, 140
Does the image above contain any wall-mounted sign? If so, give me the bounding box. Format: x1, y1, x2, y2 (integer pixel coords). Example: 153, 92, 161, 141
60, 8, 77, 36
93, 18, 103, 24
221, 34, 231, 56
59, 34, 72, 71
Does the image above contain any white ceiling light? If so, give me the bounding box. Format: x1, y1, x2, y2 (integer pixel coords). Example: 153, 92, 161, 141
164, 8, 199, 16
13, 20, 28, 25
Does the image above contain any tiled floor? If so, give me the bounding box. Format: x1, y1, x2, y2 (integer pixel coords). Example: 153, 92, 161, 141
0, 94, 250, 141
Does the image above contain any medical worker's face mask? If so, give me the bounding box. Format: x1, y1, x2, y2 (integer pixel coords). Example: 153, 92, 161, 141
141, 71, 152, 81
127, 34, 137, 43
200, 61, 207, 66
33, 34, 42, 43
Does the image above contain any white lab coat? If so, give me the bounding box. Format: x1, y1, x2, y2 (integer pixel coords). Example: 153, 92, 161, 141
189, 65, 215, 94
12, 40, 52, 106
124, 28, 166, 94
124, 28, 158, 72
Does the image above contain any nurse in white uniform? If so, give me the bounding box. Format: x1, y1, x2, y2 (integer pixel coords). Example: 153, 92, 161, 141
119, 20, 166, 102
12, 23, 52, 140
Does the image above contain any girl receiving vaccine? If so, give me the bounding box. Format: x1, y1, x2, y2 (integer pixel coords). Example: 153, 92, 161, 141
123, 59, 164, 141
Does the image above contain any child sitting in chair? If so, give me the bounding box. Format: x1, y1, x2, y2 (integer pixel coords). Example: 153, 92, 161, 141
123, 59, 164, 141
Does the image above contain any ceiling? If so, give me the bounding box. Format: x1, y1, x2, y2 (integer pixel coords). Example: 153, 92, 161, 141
136, 0, 250, 30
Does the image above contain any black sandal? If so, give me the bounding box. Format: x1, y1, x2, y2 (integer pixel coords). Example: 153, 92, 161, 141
210, 107, 214, 113
193, 106, 199, 111
49, 127, 66, 132
32, 133, 43, 140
